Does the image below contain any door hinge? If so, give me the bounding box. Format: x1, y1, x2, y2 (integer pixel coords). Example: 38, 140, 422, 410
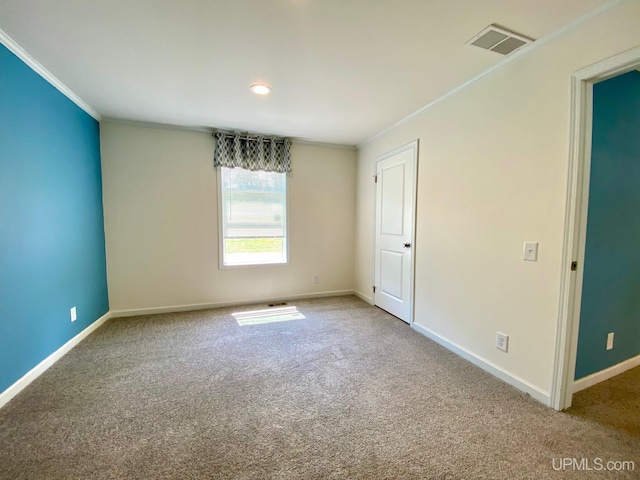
571, 261, 578, 271
374, 175, 378, 183
372, 286, 376, 293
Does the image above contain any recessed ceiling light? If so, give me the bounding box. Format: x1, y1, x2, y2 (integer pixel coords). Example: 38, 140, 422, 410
250, 83, 271, 95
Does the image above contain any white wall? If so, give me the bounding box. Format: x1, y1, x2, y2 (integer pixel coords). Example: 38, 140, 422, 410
101, 122, 356, 312
355, 0, 640, 401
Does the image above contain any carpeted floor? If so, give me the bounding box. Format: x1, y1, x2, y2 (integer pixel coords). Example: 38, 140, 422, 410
1, 296, 638, 479
567, 365, 640, 439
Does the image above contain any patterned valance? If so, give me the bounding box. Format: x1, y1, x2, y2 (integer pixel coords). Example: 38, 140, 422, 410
213, 131, 291, 173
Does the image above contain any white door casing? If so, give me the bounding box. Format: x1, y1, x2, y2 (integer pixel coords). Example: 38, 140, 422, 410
374, 141, 418, 323
552, 46, 640, 411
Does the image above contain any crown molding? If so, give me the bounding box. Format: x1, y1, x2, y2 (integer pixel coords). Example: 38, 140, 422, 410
102, 117, 213, 134
0, 28, 100, 121
290, 138, 356, 150
102, 117, 356, 150
358, 0, 627, 149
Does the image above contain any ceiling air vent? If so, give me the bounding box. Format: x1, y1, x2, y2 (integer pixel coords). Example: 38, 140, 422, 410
467, 24, 533, 55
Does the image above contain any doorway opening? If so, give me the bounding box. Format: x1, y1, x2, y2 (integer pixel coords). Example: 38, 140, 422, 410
552, 47, 640, 411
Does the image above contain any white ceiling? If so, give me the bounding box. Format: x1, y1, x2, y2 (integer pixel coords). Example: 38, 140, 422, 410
0, 0, 610, 145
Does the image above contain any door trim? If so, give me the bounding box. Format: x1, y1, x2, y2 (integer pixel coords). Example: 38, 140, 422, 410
372, 140, 419, 324
551, 46, 640, 411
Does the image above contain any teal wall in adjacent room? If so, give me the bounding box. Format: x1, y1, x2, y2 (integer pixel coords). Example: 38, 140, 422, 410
575, 70, 640, 379
0, 44, 109, 393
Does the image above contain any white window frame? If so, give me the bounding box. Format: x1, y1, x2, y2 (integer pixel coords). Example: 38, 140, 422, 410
216, 167, 290, 269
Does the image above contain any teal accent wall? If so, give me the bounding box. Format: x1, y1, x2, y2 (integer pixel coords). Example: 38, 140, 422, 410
575, 70, 640, 379
0, 44, 109, 393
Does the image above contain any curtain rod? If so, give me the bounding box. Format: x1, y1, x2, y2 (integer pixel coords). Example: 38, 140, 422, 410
212, 130, 289, 142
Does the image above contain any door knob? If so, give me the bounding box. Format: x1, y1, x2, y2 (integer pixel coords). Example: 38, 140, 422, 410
403, 243, 411, 248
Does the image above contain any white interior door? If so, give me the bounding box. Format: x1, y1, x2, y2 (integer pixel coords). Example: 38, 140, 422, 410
374, 141, 417, 323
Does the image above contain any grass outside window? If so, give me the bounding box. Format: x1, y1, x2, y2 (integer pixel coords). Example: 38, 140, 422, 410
225, 238, 283, 254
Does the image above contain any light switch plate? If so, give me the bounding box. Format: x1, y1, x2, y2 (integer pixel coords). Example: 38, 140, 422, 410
523, 242, 538, 261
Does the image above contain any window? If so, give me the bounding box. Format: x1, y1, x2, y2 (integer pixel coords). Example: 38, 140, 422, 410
219, 167, 287, 266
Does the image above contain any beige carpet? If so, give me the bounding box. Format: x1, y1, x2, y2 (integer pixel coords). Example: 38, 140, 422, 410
0, 296, 638, 479
567, 365, 640, 439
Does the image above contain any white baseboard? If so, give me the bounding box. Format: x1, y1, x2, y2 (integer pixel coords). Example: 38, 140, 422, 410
573, 354, 640, 394
411, 322, 551, 406
110, 290, 356, 318
0, 311, 111, 409
353, 290, 373, 305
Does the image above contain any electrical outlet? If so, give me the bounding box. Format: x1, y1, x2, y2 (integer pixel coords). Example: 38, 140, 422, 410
70, 307, 77, 322
496, 332, 509, 352
606, 332, 614, 350
313, 274, 320, 284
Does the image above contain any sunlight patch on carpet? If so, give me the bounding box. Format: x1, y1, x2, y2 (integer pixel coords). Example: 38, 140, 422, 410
232, 306, 306, 326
